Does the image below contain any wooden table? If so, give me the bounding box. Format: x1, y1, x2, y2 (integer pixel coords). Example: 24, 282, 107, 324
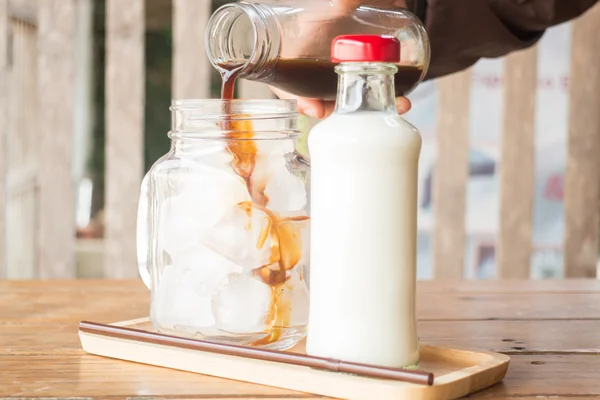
1, 280, 600, 399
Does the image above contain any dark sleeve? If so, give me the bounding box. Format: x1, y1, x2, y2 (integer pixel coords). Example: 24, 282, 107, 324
420, 0, 599, 80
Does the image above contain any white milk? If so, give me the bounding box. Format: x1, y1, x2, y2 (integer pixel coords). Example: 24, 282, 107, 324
306, 111, 421, 368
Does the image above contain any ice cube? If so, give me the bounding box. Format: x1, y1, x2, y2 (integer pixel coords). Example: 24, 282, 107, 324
250, 214, 309, 289
243, 140, 306, 212
158, 163, 250, 256
211, 273, 275, 333
278, 266, 310, 327
152, 245, 242, 330
201, 202, 275, 271
254, 137, 295, 158
263, 155, 307, 212
276, 216, 309, 271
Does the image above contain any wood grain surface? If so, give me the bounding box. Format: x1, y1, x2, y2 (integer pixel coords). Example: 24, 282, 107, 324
1, 279, 600, 398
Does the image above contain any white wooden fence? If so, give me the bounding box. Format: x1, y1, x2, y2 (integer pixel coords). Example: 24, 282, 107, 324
5, 10, 38, 279
0, 0, 598, 279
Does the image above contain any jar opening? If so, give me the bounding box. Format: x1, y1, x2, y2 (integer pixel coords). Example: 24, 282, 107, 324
170, 99, 300, 140
170, 99, 297, 114
168, 131, 301, 141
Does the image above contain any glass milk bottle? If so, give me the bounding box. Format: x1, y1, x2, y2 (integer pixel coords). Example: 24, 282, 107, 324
306, 35, 421, 368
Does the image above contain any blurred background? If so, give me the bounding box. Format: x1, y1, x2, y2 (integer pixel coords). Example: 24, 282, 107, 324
0, 0, 598, 281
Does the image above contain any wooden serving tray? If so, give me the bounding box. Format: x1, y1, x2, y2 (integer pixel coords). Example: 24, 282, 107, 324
79, 318, 509, 400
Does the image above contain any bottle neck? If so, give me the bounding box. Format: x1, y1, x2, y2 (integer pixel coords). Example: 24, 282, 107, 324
334, 63, 398, 114
205, 2, 280, 80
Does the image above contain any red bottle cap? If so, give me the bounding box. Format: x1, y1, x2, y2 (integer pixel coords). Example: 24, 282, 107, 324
331, 35, 401, 63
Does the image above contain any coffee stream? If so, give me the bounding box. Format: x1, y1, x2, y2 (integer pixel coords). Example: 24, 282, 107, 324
220, 64, 309, 345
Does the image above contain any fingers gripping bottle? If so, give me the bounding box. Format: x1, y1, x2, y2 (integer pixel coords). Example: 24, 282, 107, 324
306, 35, 421, 368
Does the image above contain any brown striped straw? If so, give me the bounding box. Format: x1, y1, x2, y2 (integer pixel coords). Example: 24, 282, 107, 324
79, 320, 434, 386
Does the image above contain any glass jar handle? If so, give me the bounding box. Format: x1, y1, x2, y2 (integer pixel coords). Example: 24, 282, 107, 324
287, 151, 310, 177
136, 173, 152, 289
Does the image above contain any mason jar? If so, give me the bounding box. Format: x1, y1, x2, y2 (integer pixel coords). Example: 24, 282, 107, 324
137, 99, 310, 350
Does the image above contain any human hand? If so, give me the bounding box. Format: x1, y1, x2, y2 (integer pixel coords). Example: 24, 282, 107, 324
269, 0, 411, 119
270, 86, 412, 119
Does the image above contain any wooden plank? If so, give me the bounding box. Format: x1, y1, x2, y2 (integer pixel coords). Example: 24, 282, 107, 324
6, 21, 38, 173
3, 279, 600, 323
3, 354, 600, 398
37, 0, 76, 278
6, 20, 38, 280
490, 398, 600, 399
472, 354, 600, 397
418, 279, 600, 294
497, 46, 537, 279
564, 3, 600, 278
172, 0, 211, 99
4, 319, 600, 357
433, 69, 471, 279
0, 280, 149, 325
485, 398, 600, 399
2, 280, 600, 398
0, 354, 318, 398
7, 0, 36, 24
105, 0, 145, 278
420, 320, 600, 354
418, 293, 600, 321
5, 281, 600, 349
0, 0, 6, 278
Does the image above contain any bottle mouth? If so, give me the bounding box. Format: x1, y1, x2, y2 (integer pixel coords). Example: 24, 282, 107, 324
334, 63, 399, 75
205, 2, 280, 79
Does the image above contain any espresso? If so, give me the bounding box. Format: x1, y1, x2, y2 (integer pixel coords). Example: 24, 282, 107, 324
219, 58, 423, 101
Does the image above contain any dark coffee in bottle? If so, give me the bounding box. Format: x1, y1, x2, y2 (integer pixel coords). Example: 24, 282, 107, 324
219, 58, 423, 101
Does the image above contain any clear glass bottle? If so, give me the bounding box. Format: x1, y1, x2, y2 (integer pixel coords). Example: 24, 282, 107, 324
306, 35, 421, 368
205, 0, 430, 100
137, 99, 311, 350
